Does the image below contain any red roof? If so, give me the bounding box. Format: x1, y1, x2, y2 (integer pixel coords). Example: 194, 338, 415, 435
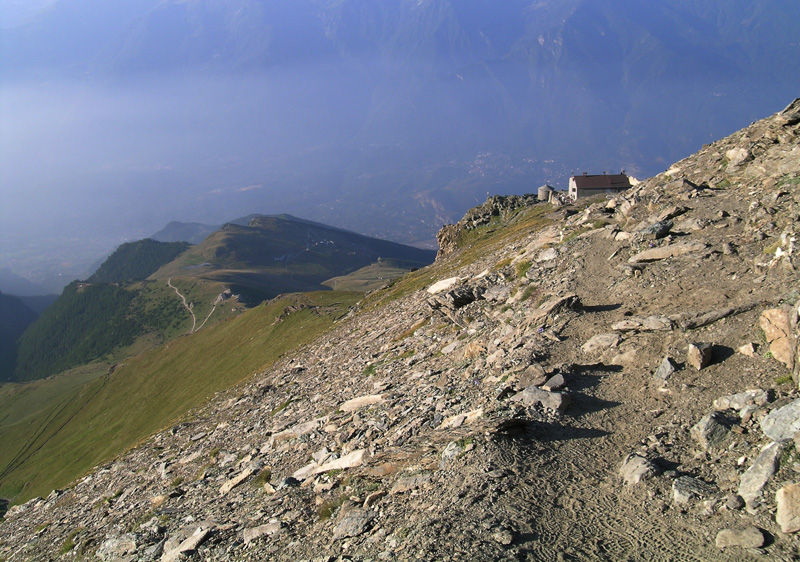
571, 174, 631, 190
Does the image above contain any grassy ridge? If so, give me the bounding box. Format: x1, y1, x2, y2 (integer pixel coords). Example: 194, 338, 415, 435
0, 290, 360, 504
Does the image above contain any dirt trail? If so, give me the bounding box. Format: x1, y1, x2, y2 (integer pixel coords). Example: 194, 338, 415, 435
167, 278, 196, 333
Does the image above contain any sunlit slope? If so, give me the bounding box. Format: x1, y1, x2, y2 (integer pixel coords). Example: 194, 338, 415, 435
0, 290, 360, 503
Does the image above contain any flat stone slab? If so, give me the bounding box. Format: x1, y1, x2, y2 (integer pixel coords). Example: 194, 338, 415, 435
715, 526, 765, 549
340, 394, 385, 412
739, 441, 785, 508
761, 398, 800, 441
628, 241, 706, 263
581, 333, 621, 355
427, 277, 461, 295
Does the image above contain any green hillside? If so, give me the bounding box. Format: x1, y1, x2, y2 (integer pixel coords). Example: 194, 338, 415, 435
0, 290, 360, 503
13, 282, 141, 381
88, 239, 190, 283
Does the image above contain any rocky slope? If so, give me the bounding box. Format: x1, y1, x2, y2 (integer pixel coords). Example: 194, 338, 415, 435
1, 100, 800, 561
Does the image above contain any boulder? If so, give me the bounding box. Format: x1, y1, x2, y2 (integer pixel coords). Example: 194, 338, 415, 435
761, 398, 800, 441
690, 413, 730, 451
776, 483, 800, 533
332, 508, 376, 539
619, 454, 660, 486
760, 307, 796, 369
715, 526, 764, 549
738, 441, 785, 509
687, 343, 713, 370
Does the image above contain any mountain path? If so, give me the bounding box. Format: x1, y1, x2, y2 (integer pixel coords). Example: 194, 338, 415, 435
168, 278, 196, 333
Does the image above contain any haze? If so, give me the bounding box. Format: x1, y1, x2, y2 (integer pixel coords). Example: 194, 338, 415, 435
1, 0, 798, 292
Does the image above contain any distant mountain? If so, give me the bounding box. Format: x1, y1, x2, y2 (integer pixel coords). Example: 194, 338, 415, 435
0, 268, 49, 297
0, 292, 37, 381
88, 239, 190, 283
151, 222, 220, 245
152, 214, 436, 303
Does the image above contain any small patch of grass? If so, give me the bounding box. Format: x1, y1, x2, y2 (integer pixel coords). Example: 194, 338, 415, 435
393, 317, 429, 342
763, 241, 781, 255
170, 476, 184, 488
362, 363, 379, 377
252, 468, 272, 488
61, 528, 82, 553
270, 398, 293, 416
209, 447, 220, 458
515, 261, 532, 279
493, 257, 513, 271
775, 375, 794, 386
519, 284, 541, 302
317, 493, 348, 520
561, 225, 592, 244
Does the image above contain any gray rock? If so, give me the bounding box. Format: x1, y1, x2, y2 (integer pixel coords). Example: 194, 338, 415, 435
724, 494, 745, 510
776, 483, 800, 533
391, 473, 432, 494
243, 521, 284, 545
517, 363, 547, 388
638, 220, 673, 239
715, 526, 765, 549
332, 508, 376, 540
687, 343, 713, 370
672, 476, 715, 504
97, 534, 138, 561
541, 373, 566, 391
761, 398, 800, 441
581, 333, 621, 355
738, 441, 785, 509
440, 440, 463, 469
512, 385, 570, 412
713, 389, 768, 412
619, 454, 660, 486
690, 413, 730, 451
653, 356, 677, 383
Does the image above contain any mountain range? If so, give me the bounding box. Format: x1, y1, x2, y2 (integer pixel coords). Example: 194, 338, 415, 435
2, 0, 798, 289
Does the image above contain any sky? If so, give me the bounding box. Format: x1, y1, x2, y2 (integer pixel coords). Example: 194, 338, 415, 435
1, 0, 798, 292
